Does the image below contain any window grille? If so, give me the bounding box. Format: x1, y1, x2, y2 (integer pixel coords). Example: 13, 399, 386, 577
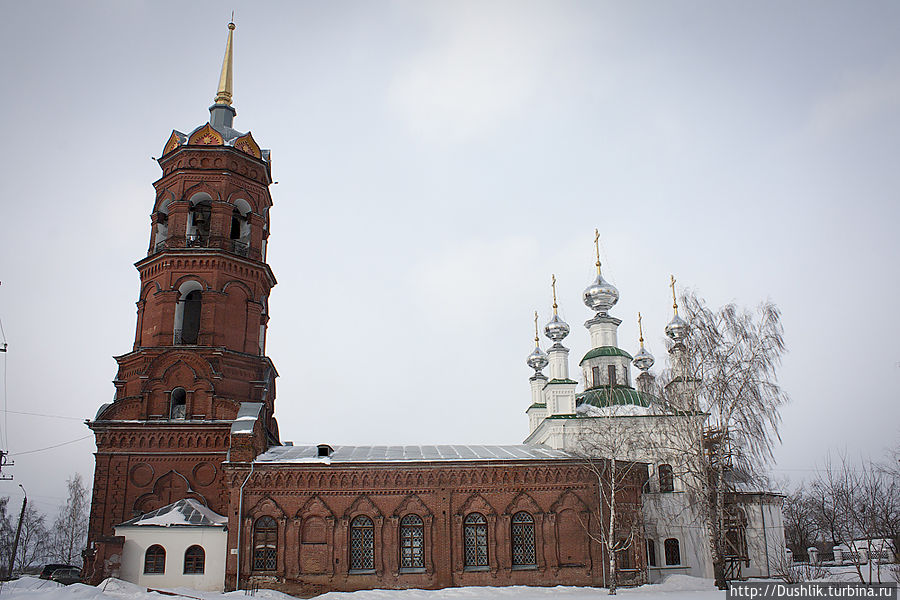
253, 516, 278, 571
183, 545, 205, 574
664, 538, 681, 566
463, 513, 489, 568
399, 514, 425, 569
144, 545, 165, 574
511, 511, 536, 567
350, 515, 375, 571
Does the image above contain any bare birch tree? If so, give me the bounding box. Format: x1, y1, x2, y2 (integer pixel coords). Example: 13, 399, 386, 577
655, 290, 789, 589
575, 410, 649, 594
50, 473, 89, 566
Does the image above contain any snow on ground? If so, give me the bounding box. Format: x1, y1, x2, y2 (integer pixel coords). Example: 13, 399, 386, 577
0, 576, 721, 600
1, 569, 897, 600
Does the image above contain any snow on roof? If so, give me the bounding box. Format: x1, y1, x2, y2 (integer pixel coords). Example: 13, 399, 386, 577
254, 444, 573, 464
230, 402, 263, 435
116, 499, 227, 528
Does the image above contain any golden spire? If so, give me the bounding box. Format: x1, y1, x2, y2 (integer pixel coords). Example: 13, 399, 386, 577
214, 19, 236, 106
669, 274, 679, 316
638, 312, 645, 346
594, 229, 602, 275
551, 274, 559, 316
533, 311, 540, 345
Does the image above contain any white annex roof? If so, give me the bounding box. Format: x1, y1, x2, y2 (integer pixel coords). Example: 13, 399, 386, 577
254, 444, 573, 464
116, 499, 227, 528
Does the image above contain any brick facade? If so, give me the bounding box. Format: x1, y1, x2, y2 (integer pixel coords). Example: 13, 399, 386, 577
223, 459, 647, 596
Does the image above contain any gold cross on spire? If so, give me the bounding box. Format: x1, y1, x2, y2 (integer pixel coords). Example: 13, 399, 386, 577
533, 311, 540, 344
670, 274, 679, 315
638, 312, 645, 345
551, 274, 559, 315
594, 229, 602, 275
214, 19, 236, 106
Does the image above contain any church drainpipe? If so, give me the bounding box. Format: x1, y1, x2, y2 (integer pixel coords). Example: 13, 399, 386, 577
236, 461, 256, 591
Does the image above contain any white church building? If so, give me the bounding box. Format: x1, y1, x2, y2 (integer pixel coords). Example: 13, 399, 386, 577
522, 242, 785, 582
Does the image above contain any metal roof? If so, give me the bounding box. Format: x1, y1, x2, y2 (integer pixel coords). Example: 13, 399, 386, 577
116, 499, 226, 528
254, 444, 573, 464
230, 402, 263, 435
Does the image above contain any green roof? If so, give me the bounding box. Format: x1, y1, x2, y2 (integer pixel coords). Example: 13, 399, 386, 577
544, 379, 578, 388
576, 385, 656, 409
526, 403, 546, 411
579, 346, 633, 365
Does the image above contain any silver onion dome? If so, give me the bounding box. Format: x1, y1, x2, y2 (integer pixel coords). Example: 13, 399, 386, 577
544, 313, 570, 342
526, 346, 549, 372
583, 273, 619, 315
632, 346, 655, 371
665, 314, 688, 342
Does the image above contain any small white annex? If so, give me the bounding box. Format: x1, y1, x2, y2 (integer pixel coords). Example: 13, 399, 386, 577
114, 499, 227, 591
522, 262, 786, 583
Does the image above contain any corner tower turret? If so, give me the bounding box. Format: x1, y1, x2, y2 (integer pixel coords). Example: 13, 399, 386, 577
544, 275, 577, 416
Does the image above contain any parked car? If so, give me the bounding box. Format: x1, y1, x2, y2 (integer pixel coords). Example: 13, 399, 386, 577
50, 568, 82, 585
39, 564, 77, 580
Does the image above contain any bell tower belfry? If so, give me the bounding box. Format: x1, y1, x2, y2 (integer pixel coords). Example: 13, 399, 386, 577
84, 22, 280, 583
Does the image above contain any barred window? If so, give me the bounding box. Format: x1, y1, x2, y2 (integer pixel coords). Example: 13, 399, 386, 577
665, 538, 681, 566
463, 513, 489, 568
511, 511, 536, 567
616, 540, 631, 569
399, 514, 425, 569
350, 515, 375, 571
144, 544, 165, 574
253, 516, 278, 571
658, 464, 674, 493
183, 545, 205, 574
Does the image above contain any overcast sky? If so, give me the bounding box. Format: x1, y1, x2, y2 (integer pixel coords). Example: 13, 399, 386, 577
0, 1, 898, 515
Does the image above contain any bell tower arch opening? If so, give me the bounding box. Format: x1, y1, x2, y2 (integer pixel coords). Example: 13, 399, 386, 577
187, 192, 213, 247
174, 280, 204, 345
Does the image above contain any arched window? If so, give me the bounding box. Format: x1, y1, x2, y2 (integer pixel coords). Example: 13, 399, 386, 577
647, 539, 657, 567
187, 194, 211, 247
230, 199, 252, 256
253, 516, 278, 571
511, 511, 536, 568
399, 514, 424, 570
153, 198, 171, 253
183, 545, 205, 574
664, 538, 681, 566
349, 515, 375, 571
174, 280, 203, 345
616, 540, 632, 569
144, 544, 165, 574
170, 387, 186, 420
463, 513, 488, 569
658, 464, 674, 493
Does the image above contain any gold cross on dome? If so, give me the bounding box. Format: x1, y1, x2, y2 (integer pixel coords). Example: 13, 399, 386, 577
670, 275, 679, 314
533, 311, 540, 343
638, 312, 644, 344
594, 229, 601, 274
551, 274, 559, 314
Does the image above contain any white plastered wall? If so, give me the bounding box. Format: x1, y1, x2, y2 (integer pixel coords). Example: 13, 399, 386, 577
115, 525, 227, 591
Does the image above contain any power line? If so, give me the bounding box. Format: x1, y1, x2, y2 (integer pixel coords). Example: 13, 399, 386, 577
11, 435, 93, 457
4, 410, 85, 422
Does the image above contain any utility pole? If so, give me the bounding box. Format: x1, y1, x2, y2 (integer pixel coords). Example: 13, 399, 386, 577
8, 484, 26, 579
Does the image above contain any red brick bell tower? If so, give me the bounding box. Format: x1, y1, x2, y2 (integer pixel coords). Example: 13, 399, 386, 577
84, 22, 279, 582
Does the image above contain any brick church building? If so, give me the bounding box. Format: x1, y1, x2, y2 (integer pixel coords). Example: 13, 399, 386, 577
82, 23, 647, 594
